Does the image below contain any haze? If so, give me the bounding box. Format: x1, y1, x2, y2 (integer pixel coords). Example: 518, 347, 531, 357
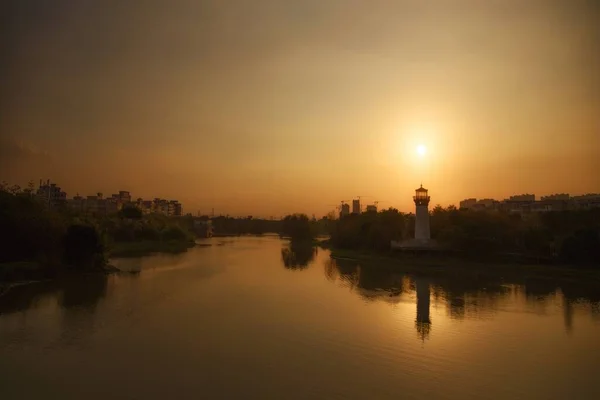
1, 0, 598, 216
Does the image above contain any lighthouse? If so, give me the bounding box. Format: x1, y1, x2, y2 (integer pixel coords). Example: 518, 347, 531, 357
390, 184, 437, 250
413, 185, 431, 242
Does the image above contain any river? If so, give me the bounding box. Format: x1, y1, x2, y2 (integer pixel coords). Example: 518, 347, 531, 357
1, 236, 599, 399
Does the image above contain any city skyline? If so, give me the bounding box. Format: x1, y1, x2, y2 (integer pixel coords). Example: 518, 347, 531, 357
2, 0, 599, 216
15, 177, 600, 218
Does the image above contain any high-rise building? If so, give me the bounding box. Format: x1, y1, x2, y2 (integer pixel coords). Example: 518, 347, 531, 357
352, 199, 361, 214
340, 203, 350, 218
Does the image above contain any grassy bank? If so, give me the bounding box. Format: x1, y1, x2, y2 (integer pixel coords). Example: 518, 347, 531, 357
0, 261, 120, 288
0, 261, 50, 283
108, 240, 196, 258
326, 247, 600, 284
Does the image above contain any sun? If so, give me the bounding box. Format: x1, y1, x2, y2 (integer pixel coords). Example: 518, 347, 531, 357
416, 144, 427, 156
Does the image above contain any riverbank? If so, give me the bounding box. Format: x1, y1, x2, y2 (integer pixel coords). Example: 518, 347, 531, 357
107, 240, 196, 258
326, 247, 600, 285
0, 262, 121, 293
1, 239, 195, 285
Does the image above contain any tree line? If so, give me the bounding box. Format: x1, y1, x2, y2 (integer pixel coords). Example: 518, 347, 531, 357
329, 206, 600, 266
0, 185, 195, 281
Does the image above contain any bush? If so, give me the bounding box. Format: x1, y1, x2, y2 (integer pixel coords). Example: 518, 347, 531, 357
119, 206, 142, 219
331, 209, 405, 251
281, 214, 313, 241
0, 190, 66, 264
559, 228, 600, 266
161, 225, 190, 242
63, 224, 106, 270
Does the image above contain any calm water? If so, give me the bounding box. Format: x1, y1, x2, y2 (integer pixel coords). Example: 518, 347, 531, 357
1, 236, 600, 400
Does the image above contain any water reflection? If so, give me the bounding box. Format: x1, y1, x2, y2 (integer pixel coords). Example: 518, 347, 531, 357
415, 278, 431, 341
1, 238, 600, 399
58, 275, 109, 346
281, 242, 316, 270
60, 275, 108, 310
323, 258, 406, 303
323, 257, 600, 335
0, 274, 108, 317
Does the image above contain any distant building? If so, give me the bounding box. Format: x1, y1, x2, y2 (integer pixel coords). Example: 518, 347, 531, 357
36, 179, 67, 208
68, 194, 85, 212
571, 193, 600, 210
531, 199, 568, 213
84, 193, 107, 215
340, 203, 350, 218
509, 194, 535, 202
541, 193, 570, 201
499, 194, 536, 215
141, 200, 153, 214
168, 200, 183, 216
155, 199, 169, 215
459, 198, 477, 210
365, 205, 377, 213
193, 219, 213, 237
459, 198, 498, 211
119, 191, 132, 203
133, 197, 184, 216
458, 192, 600, 216
472, 198, 498, 211
352, 199, 361, 214
65, 189, 184, 217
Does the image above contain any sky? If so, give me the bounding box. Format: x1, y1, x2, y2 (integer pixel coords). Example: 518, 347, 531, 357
1, 0, 599, 216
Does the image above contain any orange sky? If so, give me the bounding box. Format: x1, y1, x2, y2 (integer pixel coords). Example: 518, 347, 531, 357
1, 0, 599, 216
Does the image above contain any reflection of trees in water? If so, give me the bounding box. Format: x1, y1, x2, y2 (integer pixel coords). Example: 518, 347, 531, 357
415, 278, 431, 341
0, 274, 110, 347
563, 297, 574, 334
326, 258, 360, 289
323, 258, 405, 300
58, 274, 109, 346
59, 275, 108, 309
281, 243, 316, 270
323, 258, 339, 282
431, 277, 510, 321
322, 256, 600, 335
0, 282, 61, 315
0, 274, 109, 316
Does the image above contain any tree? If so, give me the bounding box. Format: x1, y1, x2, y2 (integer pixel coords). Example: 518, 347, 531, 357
559, 228, 600, 266
119, 205, 142, 219
63, 224, 105, 270
281, 214, 313, 241
23, 180, 35, 195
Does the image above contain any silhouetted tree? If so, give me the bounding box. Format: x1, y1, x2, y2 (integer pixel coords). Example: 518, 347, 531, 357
559, 228, 600, 266
62, 224, 106, 270
119, 205, 142, 219
330, 208, 406, 250
281, 213, 313, 241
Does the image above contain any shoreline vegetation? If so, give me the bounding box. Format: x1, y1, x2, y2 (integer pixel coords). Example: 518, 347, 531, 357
107, 239, 196, 258
321, 245, 600, 285
0, 184, 198, 284
1, 183, 598, 287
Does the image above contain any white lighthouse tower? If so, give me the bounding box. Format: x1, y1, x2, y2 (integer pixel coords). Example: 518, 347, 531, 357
413, 185, 431, 243
390, 184, 437, 250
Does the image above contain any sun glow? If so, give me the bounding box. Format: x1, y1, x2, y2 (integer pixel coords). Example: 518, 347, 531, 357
416, 144, 427, 156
